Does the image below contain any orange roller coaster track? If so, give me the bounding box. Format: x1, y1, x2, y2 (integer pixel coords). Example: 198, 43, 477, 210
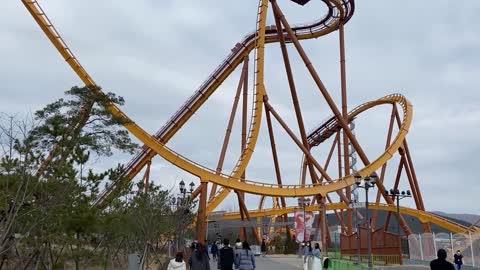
21, 0, 478, 244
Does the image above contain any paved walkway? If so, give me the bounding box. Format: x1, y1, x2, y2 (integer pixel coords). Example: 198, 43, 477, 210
209, 255, 303, 270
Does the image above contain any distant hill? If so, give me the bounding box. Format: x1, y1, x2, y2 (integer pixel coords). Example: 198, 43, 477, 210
432, 211, 480, 225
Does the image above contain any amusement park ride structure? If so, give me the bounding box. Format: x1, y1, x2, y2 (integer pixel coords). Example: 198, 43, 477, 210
21, 0, 479, 246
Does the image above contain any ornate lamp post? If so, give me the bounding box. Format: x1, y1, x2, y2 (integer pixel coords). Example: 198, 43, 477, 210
389, 189, 411, 263
171, 180, 195, 250
354, 173, 378, 269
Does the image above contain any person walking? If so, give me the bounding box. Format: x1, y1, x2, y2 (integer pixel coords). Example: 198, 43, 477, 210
234, 238, 243, 261
218, 239, 235, 270
167, 252, 187, 270
235, 241, 256, 270
454, 250, 463, 270
211, 242, 219, 262
189, 243, 211, 270
303, 241, 313, 270
311, 243, 322, 270
430, 249, 454, 270
260, 239, 267, 257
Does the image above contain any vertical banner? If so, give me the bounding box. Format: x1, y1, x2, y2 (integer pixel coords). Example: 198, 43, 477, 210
305, 211, 314, 240
295, 210, 305, 243
295, 210, 315, 242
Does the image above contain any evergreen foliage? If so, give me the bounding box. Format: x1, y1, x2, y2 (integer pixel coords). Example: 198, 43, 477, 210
0, 87, 194, 269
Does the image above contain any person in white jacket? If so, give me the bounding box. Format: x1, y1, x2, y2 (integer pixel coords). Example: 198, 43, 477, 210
167, 252, 186, 270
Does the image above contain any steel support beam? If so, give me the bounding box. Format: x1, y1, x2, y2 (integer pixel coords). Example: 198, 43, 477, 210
265, 101, 351, 204
339, 20, 353, 235
272, 1, 411, 234
264, 100, 290, 233
196, 182, 208, 243
371, 105, 396, 229
273, 6, 318, 185
384, 159, 403, 231
210, 57, 249, 200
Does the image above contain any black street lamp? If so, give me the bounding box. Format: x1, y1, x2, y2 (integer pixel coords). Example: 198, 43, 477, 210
189, 181, 195, 193
179, 180, 185, 194
176, 180, 195, 208
354, 173, 378, 269
172, 180, 195, 251
389, 188, 411, 261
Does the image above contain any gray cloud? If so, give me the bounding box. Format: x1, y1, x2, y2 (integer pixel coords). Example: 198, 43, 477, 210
1, 0, 479, 216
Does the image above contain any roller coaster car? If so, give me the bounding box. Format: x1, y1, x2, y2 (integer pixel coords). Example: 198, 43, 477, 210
290, 0, 311, 6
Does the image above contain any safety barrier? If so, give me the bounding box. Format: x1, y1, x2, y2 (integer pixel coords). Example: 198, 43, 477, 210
408, 232, 480, 267
330, 259, 369, 270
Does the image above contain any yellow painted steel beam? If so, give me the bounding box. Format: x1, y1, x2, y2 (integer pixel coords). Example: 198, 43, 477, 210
22, 0, 408, 199
95, 0, 350, 208
204, 0, 347, 213
216, 203, 478, 234
22, 1, 470, 238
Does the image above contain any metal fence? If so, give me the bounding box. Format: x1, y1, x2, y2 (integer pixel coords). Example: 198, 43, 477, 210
408, 232, 480, 267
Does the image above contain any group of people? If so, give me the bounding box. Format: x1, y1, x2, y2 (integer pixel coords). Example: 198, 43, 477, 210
167, 240, 465, 270
302, 241, 327, 270
430, 249, 464, 270
167, 238, 256, 270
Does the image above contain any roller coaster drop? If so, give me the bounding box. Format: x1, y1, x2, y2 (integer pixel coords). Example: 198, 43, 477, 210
22, 0, 479, 246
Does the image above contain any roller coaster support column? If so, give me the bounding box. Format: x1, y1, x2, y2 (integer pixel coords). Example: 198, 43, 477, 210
394, 107, 430, 232
236, 191, 261, 244
272, 1, 412, 235
239, 53, 249, 241
339, 19, 353, 235
272, 4, 318, 186
384, 159, 403, 231
315, 134, 348, 235
372, 105, 397, 229
236, 192, 248, 240
264, 98, 290, 233
210, 57, 249, 201
143, 160, 151, 193
196, 180, 208, 243
265, 101, 350, 204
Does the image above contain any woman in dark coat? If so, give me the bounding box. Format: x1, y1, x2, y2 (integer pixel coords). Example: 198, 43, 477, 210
261, 239, 267, 257
189, 243, 210, 270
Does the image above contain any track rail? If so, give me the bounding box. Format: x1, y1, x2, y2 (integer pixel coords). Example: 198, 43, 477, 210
21, 0, 476, 237
93, 0, 355, 207
23, 0, 408, 202
216, 203, 480, 234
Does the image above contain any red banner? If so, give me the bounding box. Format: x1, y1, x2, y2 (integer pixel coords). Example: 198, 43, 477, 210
295, 210, 314, 242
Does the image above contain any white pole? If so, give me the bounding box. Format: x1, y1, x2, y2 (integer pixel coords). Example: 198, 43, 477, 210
433, 232, 437, 255
450, 232, 455, 258
470, 232, 475, 267
419, 233, 424, 261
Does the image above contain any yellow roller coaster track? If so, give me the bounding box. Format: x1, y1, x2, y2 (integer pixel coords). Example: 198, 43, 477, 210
21, 0, 478, 236
216, 203, 480, 234
21, 0, 352, 209
92, 0, 352, 208
22, 0, 408, 202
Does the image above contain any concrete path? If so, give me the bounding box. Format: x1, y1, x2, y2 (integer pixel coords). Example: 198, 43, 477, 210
209, 255, 303, 270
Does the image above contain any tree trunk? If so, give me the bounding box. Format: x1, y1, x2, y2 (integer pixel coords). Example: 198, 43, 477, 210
35, 101, 94, 178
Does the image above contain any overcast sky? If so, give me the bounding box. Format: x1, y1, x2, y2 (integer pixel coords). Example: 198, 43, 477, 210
1, 0, 479, 215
